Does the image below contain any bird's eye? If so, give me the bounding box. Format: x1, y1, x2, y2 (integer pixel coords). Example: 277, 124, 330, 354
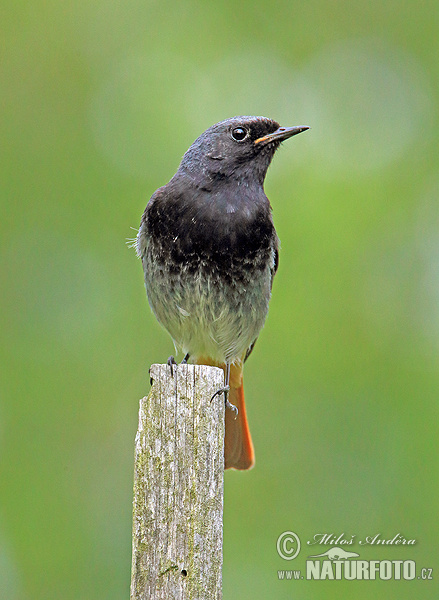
231, 127, 248, 142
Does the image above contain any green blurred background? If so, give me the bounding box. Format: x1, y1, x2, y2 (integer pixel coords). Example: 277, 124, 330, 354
1, 1, 438, 598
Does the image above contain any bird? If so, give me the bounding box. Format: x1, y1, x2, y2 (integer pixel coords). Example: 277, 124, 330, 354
136, 116, 309, 470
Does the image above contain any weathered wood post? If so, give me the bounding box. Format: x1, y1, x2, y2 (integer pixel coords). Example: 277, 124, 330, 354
130, 363, 225, 600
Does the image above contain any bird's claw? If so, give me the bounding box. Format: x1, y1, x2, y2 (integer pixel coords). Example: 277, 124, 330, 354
225, 399, 239, 418
211, 385, 229, 402
167, 355, 177, 377
211, 385, 238, 418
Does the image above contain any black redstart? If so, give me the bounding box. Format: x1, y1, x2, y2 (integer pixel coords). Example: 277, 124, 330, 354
136, 116, 309, 469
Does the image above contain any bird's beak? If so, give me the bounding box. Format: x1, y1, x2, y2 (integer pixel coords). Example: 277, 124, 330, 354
254, 125, 310, 146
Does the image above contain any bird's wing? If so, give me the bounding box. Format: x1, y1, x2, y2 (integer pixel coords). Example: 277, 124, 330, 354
271, 246, 279, 286
244, 243, 278, 364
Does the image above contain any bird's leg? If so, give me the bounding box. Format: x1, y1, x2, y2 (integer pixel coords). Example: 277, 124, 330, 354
167, 355, 177, 377
211, 363, 238, 417
181, 353, 190, 364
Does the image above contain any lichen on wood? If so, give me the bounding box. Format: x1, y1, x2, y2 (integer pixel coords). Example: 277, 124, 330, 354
130, 363, 225, 600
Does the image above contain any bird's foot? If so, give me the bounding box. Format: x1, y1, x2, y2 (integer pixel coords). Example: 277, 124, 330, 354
167, 355, 178, 377
226, 398, 239, 417
181, 353, 190, 364
211, 385, 229, 403
211, 385, 238, 418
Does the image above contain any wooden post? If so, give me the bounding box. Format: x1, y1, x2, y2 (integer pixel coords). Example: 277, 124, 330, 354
130, 363, 225, 600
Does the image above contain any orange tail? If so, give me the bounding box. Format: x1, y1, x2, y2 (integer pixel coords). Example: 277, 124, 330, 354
196, 358, 255, 470
225, 380, 255, 470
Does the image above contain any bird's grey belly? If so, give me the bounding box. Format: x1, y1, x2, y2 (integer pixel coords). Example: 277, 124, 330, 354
143, 253, 272, 363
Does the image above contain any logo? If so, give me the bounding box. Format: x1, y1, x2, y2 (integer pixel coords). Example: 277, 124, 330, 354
276, 531, 433, 582
308, 547, 359, 560
276, 531, 301, 560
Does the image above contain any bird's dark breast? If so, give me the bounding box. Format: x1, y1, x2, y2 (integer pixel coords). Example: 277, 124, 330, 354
144, 185, 276, 283
140, 183, 278, 361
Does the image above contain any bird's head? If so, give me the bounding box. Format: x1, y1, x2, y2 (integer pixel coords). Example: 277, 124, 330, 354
178, 116, 309, 188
